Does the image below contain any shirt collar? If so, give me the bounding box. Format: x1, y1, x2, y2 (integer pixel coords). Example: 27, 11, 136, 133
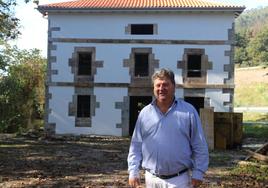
151, 97, 177, 106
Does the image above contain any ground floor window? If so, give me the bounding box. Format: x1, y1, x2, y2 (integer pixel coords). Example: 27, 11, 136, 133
184, 96, 204, 114
77, 95, 91, 118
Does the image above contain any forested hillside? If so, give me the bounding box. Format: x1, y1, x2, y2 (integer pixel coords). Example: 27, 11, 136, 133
236, 7, 268, 33
234, 6, 268, 67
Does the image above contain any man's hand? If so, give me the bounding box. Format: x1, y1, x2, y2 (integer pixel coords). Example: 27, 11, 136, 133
129, 177, 140, 188
192, 178, 202, 187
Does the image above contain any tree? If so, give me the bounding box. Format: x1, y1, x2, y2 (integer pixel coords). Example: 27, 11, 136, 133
0, 0, 19, 72
234, 47, 249, 66
247, 26, 268, 66
235, 6, 268, 67
0, 47, 46, 133
234, 31, 250, 66
0, 0, 45, 133
0, 0, 31, 72
0, 39, 16, 72
0, 0, 20, 40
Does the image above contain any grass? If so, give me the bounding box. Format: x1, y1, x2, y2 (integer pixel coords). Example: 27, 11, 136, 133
234, 83, 268, 107
243, 124, 268, 138
232, 111, 268, 185
231, 162, 268, 181
242, 112, 268, 122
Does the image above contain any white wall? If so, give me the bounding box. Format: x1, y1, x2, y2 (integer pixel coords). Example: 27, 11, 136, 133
175, 88, 184, 99
49, 86, 74, 133
49, 86, 128, 135
49, 11, 234, 84
51, 43, 230, 85
49, 12, 234, 40
92, 87, 127, 136
206, 89, 230, 112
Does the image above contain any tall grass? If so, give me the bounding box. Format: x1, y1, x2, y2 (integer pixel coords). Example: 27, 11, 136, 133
242, 112, 268, 122
243, 124, 268, 138
234, 83, 268, 107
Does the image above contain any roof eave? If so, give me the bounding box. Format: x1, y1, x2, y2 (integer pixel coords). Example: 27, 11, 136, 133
37, 7, 245, 16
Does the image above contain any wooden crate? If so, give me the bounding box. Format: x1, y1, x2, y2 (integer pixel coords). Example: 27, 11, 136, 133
214, 112, 243, 149
200, 109, 243, 150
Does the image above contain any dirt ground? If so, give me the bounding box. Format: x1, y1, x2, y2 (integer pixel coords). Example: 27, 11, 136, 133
235, 66, 268, 85
0, 133, 267, 188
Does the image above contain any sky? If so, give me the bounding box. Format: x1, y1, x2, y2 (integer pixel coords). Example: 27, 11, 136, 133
13, 0, 268, 57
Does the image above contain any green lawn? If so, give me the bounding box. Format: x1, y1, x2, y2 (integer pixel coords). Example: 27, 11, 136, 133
234, 83, 268, 107
243, 124, 268, 138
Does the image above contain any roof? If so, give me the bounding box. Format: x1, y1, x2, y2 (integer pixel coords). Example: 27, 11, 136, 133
37, 0, 245, 15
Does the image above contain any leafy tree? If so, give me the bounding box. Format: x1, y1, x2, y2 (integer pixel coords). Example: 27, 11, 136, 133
0, 0, 20, 40
234, 31, 251, 65
0, 46, 46, 133
0, 0, 19, 72
236, 6, 268, 35
234, 47, 249, 66
247, 26, 268, 66
0, 0, 30, 72
0, 39, 17, 72
235, 6, 268, 66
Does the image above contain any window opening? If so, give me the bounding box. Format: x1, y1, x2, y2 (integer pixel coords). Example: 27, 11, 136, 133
78, 52, 91, 75
184, 97, 204, 114
77, 95, 91, 117
187, 54, 201, 77
134, 53, 149, 77
131, 24, 154, 35
129, 96, 152, 135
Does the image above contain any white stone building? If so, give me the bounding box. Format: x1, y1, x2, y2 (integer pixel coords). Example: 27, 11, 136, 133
38, 0, 245, 136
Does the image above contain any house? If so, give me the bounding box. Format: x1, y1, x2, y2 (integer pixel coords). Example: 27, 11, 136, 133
37, 0, 245, 137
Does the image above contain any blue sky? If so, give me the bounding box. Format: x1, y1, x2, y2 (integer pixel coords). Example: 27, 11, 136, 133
13, 0, 268, 57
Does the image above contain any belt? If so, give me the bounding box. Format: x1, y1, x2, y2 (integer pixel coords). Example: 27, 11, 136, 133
149, 168, 188, 179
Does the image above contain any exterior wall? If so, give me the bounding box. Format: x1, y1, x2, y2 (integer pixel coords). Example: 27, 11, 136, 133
45, 11, 236, 136
48, 86, 127, 135
205, 89, 231, 112
49, 13, 233, 40
50, 43, 231, 84
48, 86, 75, 134
93, 87, 127, 136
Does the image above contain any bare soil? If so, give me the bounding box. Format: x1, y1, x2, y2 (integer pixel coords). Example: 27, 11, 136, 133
235, 66, 268, 85
0, 133, 267, 188
0, 134, 131, 188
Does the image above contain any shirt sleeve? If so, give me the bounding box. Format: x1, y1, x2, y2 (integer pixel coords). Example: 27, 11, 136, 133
190, 108, 209, 180
127, 116, 143, 179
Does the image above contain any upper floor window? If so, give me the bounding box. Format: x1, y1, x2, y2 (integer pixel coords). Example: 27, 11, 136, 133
131, 24, 154, 35
77, 95, 91, 118
187, 54, 202, 77
134, 53, 149, 77
78, 52, 91, 75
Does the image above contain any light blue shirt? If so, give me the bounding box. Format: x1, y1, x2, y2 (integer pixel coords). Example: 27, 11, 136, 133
127, 99, 209, 180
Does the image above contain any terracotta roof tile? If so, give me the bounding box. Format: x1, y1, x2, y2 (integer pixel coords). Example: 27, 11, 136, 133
38, 0, 244, 9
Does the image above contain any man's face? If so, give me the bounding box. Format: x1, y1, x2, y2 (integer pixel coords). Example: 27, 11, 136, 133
153, 77, 175, 103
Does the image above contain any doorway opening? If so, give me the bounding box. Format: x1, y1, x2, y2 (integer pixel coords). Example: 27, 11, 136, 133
184, 97, 204, 114
129, 96, 152, 136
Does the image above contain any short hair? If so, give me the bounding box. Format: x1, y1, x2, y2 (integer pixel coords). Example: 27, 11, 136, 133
151, 68, 175, 85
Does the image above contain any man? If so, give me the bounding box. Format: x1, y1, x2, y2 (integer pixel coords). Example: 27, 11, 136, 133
127, 68, 209, 188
